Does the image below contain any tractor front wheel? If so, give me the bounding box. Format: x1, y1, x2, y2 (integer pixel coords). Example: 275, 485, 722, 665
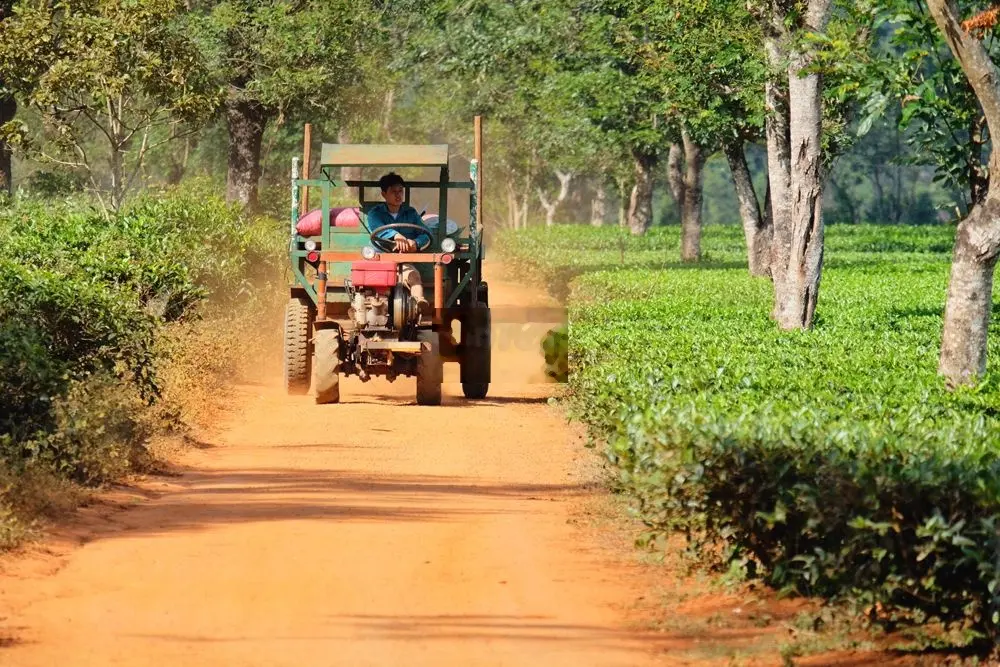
416, 330, 443, 406
313, 328, 342, 404
283, 296, 313, 395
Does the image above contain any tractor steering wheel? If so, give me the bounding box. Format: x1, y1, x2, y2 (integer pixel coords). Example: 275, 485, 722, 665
370, 223, 433, 253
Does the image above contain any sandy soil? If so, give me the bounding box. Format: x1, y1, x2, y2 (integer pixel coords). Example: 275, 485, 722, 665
0, 273, 681, 667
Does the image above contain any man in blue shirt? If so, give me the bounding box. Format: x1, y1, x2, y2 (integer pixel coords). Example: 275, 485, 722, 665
368, 172, 433, 314
369, 172, 432, 250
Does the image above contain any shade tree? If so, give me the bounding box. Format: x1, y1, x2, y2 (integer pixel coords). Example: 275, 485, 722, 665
0, 0, 217, 212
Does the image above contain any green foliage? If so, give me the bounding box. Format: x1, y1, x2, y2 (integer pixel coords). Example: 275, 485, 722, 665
826, 0, 995, 213
0, 258, 158, 439
499, 222, 1000, 641
0, 186, 283, 481
542, 325, 569, 382
25, 170, 87, 198
0, 0, 219, 210
402, 0, 621, 205
27, 375, 153, 485
636, 0, 767, 147
190, 0, 372, 117
823, 115, 953, 225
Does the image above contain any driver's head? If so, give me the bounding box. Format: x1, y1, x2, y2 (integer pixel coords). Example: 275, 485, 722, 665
379, 172, 406, 210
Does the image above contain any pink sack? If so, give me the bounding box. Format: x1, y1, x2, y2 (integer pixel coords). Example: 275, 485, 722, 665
295, 207, 361, 235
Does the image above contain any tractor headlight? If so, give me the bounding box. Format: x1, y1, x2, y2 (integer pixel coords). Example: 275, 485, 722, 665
440, 237, 457, 253
361, 245, 377, 260
304, 239, 318, 251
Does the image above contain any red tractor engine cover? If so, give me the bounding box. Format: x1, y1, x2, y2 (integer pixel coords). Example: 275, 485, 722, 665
351, 261, 397, 288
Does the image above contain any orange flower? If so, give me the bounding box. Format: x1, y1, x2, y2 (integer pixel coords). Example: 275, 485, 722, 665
962, 6, 1000, 37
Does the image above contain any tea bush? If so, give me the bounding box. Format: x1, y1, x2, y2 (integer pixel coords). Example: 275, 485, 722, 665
0, 185, 284, 485
497, 223, 1000, 640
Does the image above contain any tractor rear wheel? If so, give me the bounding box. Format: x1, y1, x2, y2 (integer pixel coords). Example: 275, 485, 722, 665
283, 296, 313, 395
461, 303, 491, 399
462, 382, 489, 399
416, 330, 442, 406
313, 328, 342, 404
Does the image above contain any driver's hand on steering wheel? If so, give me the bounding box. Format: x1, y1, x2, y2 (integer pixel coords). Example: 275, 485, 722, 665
392, 234, 417, 253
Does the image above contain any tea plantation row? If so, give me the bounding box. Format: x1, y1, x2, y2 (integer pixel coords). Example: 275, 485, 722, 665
497, 224, 1000, 641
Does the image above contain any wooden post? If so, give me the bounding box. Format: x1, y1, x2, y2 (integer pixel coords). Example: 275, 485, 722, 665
317, 261, 327, 321
434, 262, 444, 326
474, 116, 483, 232
302, 123, 312, 212
290, 157, 300, 235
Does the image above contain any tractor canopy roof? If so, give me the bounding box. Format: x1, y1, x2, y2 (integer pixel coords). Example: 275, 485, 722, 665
320, 143, 449, 168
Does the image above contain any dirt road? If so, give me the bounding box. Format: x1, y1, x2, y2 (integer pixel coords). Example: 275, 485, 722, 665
0, 273, 669, 667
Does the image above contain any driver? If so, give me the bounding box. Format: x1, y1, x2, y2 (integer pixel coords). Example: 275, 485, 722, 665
369, 172, 434, 315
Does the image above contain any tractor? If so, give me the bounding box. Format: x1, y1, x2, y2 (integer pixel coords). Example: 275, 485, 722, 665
283, 118, 491, 405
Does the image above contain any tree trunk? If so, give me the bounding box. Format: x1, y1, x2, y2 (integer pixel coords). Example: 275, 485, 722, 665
938, 205, 1000, 384
680, 129, 704, 262
0, 94, 14, 195
618, 177, 629, 228
382, 89, 395, 139
871, 162, 885, 221
970, 113, 988, 206
761, 0, 831, 330
166, 142, 185, 186
0, 0, 12, 196
764, 178, 773, 224
724, 140, 772, 277
538, 190, 556, 227
504, 176, 529, 229
107, 96, 128, 213
109, 145, 126, 212
225, 97, 269, 210
628, 152, 656, 236
773, 47, 827, 329
764, 35, 794, 315
590, 181, 607, 226
667, 142, 684, 220
338, 127, 361, 184
520, 170, 531, 229
166, 131, 198, 186
893, 119, 904, 223
506, 180, 519, 229
537, 170, 573, 227
927, 0, 1000, 384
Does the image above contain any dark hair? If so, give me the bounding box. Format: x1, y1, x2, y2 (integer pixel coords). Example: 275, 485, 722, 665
379, 172, 405, 191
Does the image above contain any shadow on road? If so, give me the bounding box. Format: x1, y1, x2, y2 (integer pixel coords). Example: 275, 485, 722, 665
86, 466, 599, 542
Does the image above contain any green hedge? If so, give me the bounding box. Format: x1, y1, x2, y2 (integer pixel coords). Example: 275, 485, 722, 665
0, 185, 283, 482
498, 223, 1000, 641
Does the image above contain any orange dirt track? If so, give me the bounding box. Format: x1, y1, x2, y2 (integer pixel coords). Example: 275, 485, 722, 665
0, 271, 674, 667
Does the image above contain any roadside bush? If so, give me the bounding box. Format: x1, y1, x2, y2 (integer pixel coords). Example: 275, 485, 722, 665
498, 223, 1000, 641
28, 375, 155, 484
542, 325, 568, 382
0, 185, 284, 488
0, 260, 158, 443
